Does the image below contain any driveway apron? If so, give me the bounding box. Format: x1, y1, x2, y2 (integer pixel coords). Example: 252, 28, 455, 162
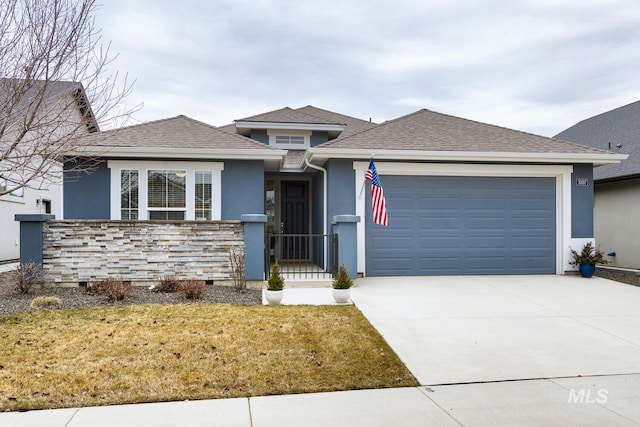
350, 275, 640, 386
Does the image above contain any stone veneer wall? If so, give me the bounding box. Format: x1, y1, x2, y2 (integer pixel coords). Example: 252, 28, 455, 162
42, 220, 244, 285
595, 265, 640, 288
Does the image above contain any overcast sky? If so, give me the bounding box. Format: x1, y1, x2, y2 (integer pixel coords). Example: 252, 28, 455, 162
95, 0, 640, 137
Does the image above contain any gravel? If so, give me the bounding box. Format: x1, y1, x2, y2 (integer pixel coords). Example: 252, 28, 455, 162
0, 272, 262, 316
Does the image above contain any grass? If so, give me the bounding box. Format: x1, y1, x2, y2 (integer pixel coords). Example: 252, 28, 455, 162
0, 304, 417, 411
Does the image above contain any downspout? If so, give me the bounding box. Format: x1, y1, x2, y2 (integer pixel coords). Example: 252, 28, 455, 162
304, 158, 328, 269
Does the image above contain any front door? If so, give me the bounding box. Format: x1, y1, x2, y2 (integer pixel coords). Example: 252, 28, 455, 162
281, 180, 309, 260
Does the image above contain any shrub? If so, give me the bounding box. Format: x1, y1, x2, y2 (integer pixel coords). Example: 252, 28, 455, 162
267, 262, 284, 291
178, 279, 206, 300
151, 275, 180, 293
332, 264, 353, 289
30, 296, 61, 309
12, 262, 46, 294
86, 278, 132, 302
569, 242, 609, 266
229, 246, 246, 293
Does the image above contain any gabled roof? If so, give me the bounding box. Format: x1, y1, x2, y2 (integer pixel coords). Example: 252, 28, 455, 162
0, 78, 99, 132
310, 108, 624, 165
234, 106, 345, 137
74, 115, 284, 165
237, 107, 340, 125
295, 105, 376, 137
554, 100, 640, 181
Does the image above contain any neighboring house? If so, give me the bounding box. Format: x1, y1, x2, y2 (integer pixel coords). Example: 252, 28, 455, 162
64, 105, 624, 277
0, 79, 98, 261
555, 100, 640, 269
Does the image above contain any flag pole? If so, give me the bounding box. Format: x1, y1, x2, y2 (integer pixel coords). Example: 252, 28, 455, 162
358, 153, 374, 198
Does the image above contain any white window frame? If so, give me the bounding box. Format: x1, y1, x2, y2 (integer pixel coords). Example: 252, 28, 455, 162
0, 177, 24, 198
108, 160, 223, 220
267, 129, 311, 149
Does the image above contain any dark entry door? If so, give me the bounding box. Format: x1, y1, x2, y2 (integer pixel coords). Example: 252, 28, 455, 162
281, 181, 309, 260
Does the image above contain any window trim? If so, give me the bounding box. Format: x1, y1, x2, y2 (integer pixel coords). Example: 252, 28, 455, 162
108, 160, 223, 220
267, 129, 311, 149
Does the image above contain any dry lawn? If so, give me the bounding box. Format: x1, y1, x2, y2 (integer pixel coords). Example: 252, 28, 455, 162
0, 304, 417, 411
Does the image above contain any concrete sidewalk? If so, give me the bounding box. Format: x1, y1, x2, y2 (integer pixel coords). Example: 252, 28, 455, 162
3, 376, 640, 426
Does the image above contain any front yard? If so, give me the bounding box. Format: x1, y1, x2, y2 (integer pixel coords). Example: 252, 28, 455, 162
0, 303, 418, 412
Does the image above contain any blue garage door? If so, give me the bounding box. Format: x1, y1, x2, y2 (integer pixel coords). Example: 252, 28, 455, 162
365, 176, 556, 276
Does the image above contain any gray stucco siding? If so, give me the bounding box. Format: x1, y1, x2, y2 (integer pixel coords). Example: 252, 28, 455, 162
326, 159, 356, 232
63, 160, 110, 219
250, 129, 268, 144
571, 164, 594, 238
221, 160, 264, 220
311, 131, 329, 147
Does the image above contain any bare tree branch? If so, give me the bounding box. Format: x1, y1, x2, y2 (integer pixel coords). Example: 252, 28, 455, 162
0, 0, 138, 196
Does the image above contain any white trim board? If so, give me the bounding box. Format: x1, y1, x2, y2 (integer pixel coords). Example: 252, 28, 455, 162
353, 162, 574, 276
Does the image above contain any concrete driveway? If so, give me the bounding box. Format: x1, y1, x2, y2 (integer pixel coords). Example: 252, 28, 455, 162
350, 275, 640, 386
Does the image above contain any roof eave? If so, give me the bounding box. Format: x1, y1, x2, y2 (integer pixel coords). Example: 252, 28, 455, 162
308, 148, 628, 166
234, 121, 344, 132
68, 146, 287, 161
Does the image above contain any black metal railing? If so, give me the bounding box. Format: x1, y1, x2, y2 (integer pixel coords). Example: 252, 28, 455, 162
265, 233, 338, 280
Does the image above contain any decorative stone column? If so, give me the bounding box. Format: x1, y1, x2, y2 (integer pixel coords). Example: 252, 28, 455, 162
14, 214, 55, 266
241, 214, 267, 280
332, 215, 361, 279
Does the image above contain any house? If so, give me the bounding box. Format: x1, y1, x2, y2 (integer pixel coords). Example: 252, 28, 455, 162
62, 105, 624, 278
0, 79, 98, 262
555, 100, 640, 270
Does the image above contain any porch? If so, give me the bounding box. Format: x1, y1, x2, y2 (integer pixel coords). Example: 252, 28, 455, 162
265, 233, 338, 285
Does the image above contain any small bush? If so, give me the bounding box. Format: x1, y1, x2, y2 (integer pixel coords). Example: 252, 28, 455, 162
86, 278, 132, 302
30, 296, 61, 309
178, 279, 206, 300
267, 262, 284, 291
229, 246, 246, 293
12, 262, 46, 294
332, 264, 353, 289
569, 241, 609, 266
151, 275, 180, 293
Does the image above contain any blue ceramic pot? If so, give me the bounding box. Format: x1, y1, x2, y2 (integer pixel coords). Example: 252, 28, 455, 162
579, 263, 596, 278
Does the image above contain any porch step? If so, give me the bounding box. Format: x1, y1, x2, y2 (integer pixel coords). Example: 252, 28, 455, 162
283, 279, 333, 288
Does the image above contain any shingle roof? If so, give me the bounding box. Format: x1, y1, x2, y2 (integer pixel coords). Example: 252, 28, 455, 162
236, 107, 340, 125
0, 78, 98, 131
295, 105, 376, 137
79, 115, 276, 150
317, 108, 608, 155
554, 100, 640, 181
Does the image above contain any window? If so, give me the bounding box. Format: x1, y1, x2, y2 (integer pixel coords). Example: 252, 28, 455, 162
0, 177, 24, 197
108, 161, 223, 220
268, 130, 311, 149
195, 171, 212, 220
275, 135, 305, 145
121, 170, 139, 219
147, 170, 186, 220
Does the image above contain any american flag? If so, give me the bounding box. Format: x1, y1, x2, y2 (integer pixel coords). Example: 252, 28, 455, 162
365, 158, 389, 226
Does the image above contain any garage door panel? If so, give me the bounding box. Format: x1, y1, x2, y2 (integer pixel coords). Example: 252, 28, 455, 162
418, 236, 462, 248
417, 217, 463, 230
366, 175, 556, 276
417, 198, 463, 210
370, 236, 413, 249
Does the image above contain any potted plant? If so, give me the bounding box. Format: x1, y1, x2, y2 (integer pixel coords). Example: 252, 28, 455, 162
569, 242, 608, 278
265, 261, 284, 305
332, 264, 353, 303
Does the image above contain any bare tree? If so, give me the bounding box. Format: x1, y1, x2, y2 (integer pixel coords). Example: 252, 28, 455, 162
0, 0, 136, 196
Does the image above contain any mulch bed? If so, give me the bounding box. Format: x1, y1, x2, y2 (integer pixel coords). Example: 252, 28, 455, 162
0, 272, 262, 317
